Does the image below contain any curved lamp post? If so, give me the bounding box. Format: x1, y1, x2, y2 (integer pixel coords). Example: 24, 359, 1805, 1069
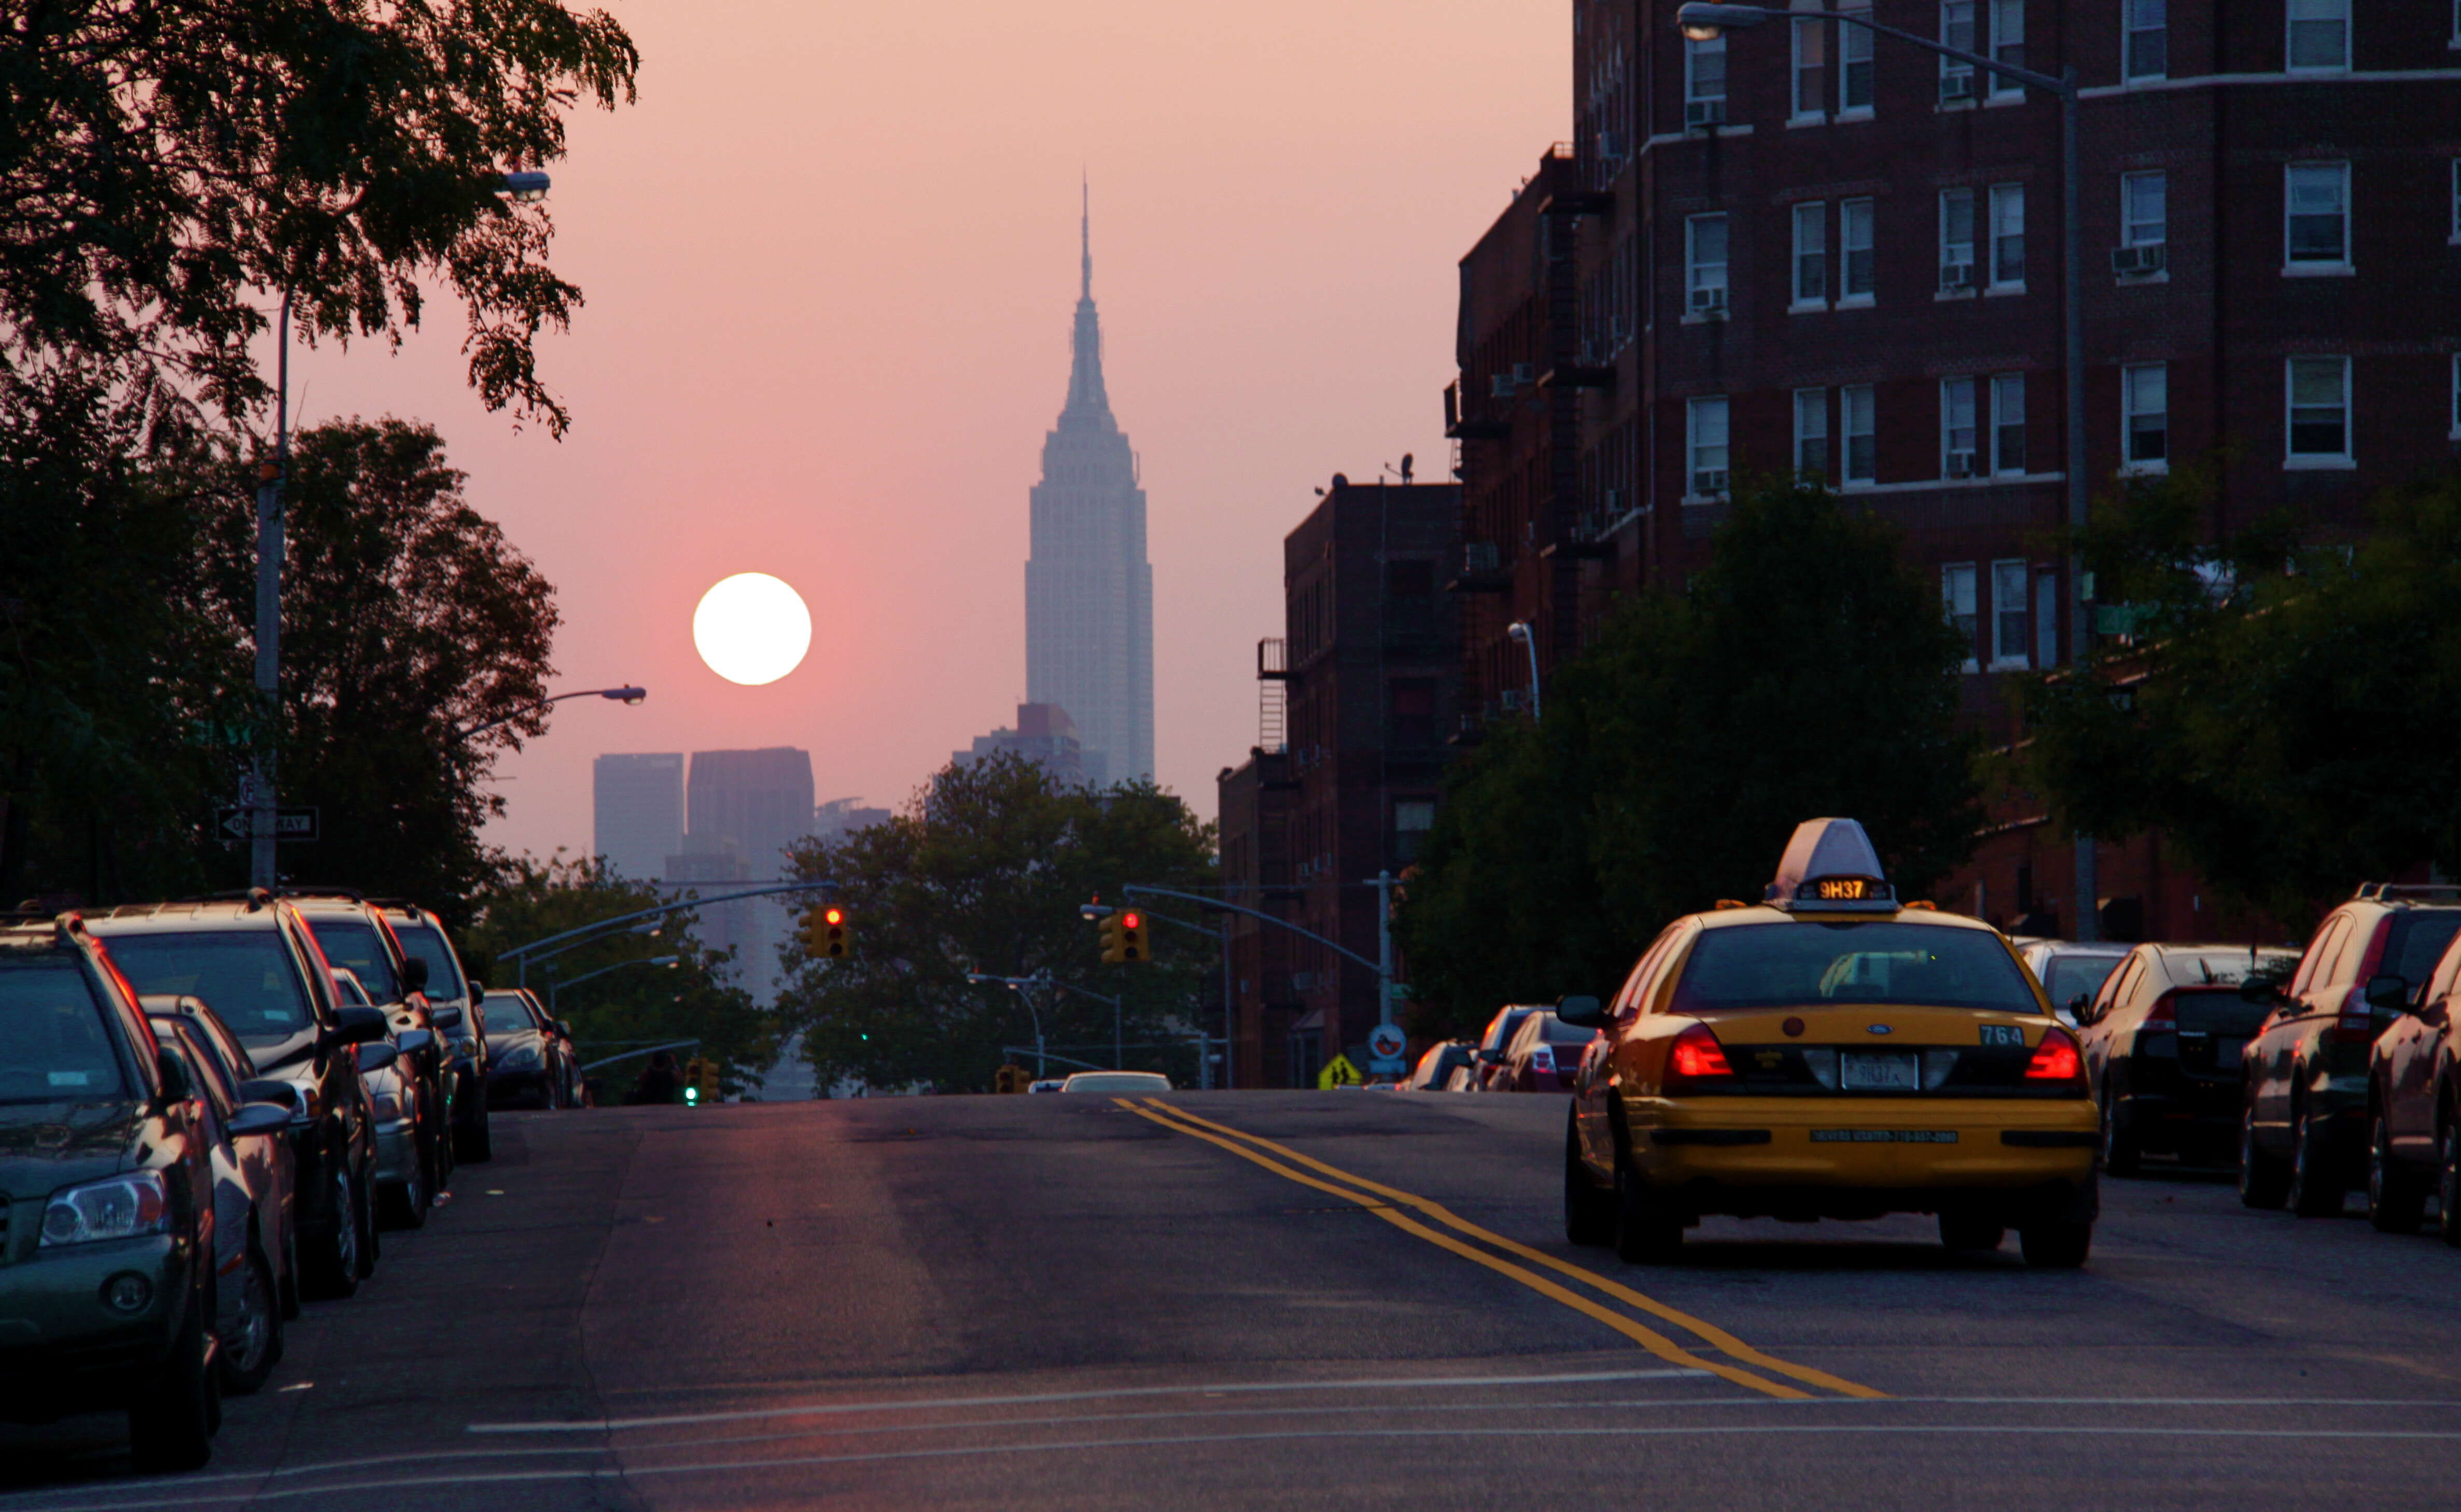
455, 684, 647, 743
1505, 621, 1542, 722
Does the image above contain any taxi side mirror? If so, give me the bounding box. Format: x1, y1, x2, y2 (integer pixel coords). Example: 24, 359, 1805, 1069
1555, 994, 1607, 1029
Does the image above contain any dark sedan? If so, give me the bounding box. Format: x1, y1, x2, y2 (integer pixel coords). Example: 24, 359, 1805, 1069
2077, 943, 2298, 1174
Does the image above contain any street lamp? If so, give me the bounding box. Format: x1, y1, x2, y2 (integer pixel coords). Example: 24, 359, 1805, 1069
247, 169, 555, 889
1675, 2, 2095, 939
548, 953, 678, 1017
455, 684, 648, 743
968, 971, 1048, 1079
1505, 622, 1542, 722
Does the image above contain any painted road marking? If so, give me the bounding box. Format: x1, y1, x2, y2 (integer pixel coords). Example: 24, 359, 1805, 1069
1134, 1098, 1889, 1400
1114, 1098, 1815, 1399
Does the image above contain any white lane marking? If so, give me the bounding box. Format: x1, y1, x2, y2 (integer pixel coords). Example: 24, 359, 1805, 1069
20, 1422, 2461, 1511
462, 1369, 1711, 1433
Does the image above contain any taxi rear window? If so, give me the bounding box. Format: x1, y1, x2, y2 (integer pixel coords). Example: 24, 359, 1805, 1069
1672, 922, 2039, 1014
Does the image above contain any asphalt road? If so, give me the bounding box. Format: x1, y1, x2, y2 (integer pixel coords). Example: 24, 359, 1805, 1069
5, 1090, 2460, 1510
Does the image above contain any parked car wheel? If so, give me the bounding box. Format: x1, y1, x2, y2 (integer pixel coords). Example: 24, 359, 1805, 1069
380, 1152, 430, 1231
2239, 1103, 2289, 1210
456, 1099, 495, 1163
300, 1165, 361, 1300
2018, 1220, 2092, 1269
2099, 1090, 2143, 1178
128, 1292, 218, 1474
2439, 1123, 2461, 1250
1612, 1142, 1683, 1264
1940, 1214, 2006, 1253
1564, 1109, 1616, 1248
2366, 1111, 2427, 1233
219, 1238, 284, 1395
2287, 1100, 2344, 1217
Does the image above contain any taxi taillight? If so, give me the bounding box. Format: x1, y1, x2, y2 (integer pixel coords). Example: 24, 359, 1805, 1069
1667, 1023, 1734, 1083
2023, 1026, 2084, 1084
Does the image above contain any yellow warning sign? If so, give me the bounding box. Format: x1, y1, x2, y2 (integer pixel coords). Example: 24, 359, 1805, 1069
1317, 1054, 1363, 1089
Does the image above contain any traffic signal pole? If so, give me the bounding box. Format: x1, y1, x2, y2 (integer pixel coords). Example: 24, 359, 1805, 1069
1121, 882, 1396, 1053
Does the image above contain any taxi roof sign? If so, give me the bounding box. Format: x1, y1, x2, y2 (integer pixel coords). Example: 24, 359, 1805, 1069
1764, 818, 1897, 912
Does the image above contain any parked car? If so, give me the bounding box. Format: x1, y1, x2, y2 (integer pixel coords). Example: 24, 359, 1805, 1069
1401, 1040, 1477, 1091
1058, 1071, 1172, 1094
483, 988, 580, 1110
0, 915, 223, 1473
376, 901, 494, 1162
1498, 1010, 1594, 1093
332, 969, 435, 1230
2017, 940, 2133, 1026
1470, 1004, 1548, 1090
2075, 944, 2299, 1174
2364, 926, 2461, 1241
288, 894, 455, 1201
2241, 884, 2461, 1215
86, 893, 388, 1300
143, 1004, 295, 1394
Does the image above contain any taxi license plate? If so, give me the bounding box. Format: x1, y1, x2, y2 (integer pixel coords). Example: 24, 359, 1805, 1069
1839, 1052, 1919, 1091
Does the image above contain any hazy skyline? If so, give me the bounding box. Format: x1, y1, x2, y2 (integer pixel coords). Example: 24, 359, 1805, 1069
257, 0, 1563, 861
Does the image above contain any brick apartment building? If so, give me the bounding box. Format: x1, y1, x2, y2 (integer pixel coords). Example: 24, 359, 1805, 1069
1218, 478, 1461, 1087
1449, 0, 2461, 939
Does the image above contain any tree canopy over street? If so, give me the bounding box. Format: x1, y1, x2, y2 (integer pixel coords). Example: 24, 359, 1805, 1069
1396, 482, 1983, 1035
776, 754, 1218, 1094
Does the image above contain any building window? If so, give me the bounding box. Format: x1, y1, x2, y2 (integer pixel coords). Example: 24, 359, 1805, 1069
2123, 363, 2169, 470
1686, 33, 1727, 107
1992, 373, 2026, 473
1989, 183, 2025, 287
2123, 170, 2168, 248
1844, 384, 1877, 484
2453, 353, 2461, 438
1394, 800, 1436, 864
1792, 201, 1828, 305
2285, 162, 2350, 268
2287, 0, 2350, 72
1990, 1, 2025, 92
1942, 377, 1979, 477
2287, 357, 2351, 462
1840, 3, 1876, 111
1943, 564, 1979, 671
1939, 1, 1978, 100
1991, 559, 2029, 668
2126, 0, 2167, 80
1389, 682, 1436, 749
1686, 214, 1729, 316
1940, 189, 1977, 291
1792, 14, 1828, 120
1688, 397, 1731, 498
1840, 198, 1876, 301
2034, 568, 2060, 668
1795, 387, 1830, 478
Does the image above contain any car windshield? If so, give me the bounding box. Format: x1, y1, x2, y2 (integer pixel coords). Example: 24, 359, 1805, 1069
0, 959, 131, 1104
1060, 1072, 1170, 1093
2381, 914, 2461, 988
393, 921, 467, 999
2040, 954, 2125, 1008
311, 920, 402, 1001
483, 999, 537, 1034
1672, 922, 2041, 1013
101, 931, 315, 1047
2159, 949, 2297, 988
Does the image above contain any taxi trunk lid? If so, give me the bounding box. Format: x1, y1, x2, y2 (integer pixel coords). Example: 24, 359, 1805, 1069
1694, 1006, 2063, 1098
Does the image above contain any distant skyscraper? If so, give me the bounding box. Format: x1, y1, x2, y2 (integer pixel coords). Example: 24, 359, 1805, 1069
1024, 185, 1154, 789
952, 703, 1086, 787
681, 748, 815, 1006
592, 753, 683, 881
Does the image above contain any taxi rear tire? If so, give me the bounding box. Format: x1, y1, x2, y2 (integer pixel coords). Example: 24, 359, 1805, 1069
2238, 1103, 2289, 1210
1612, 1144, 1683, 1264
1564, 1109, 1616, 1248
2018, 1220, 2091, 1269
1939, 1214, 2005, 1253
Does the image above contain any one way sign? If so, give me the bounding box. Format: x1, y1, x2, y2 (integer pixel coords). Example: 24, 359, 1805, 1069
215, 807, 320, 843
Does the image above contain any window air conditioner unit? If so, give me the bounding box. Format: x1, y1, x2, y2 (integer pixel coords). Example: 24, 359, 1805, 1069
1688, 285, 1729, 315
1693, 468, 1730, 496
1463, 541, 1500, 573
1599, 130, 1628, 161
2111, 242, 2168, 277
1938, 261, 1977, 291
1939, 72, 1977, 102
1685, 98, 1726, 128
1489, 372, 1517, 398
1945, 450, 1979, 479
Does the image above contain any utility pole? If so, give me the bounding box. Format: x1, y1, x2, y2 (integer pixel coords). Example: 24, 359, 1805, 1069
1219, 913, 1234, 1090
249, 292, 291, 890
1373, 870, 1395, 1029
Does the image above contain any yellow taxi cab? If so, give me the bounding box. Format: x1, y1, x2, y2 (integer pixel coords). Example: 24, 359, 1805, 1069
1562, 818, 2099, 1267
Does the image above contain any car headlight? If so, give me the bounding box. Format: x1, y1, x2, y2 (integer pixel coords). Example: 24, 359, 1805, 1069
43, 1171, 173, 1248
495, 1043, 542, 1072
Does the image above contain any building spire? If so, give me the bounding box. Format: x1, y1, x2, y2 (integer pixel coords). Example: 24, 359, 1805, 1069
1081, 171, 1092, 301
1062, 177, 1112, 426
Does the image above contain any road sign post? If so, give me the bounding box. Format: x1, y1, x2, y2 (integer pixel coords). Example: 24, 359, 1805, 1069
1367, 1022, 1407, 1077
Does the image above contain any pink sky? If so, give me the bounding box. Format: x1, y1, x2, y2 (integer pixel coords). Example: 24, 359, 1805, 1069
276, 0, 1564, 861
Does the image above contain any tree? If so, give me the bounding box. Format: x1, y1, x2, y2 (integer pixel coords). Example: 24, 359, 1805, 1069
2026, 468, 2461, 922
2, 0, 638, 432
458, 853, 779, 1097
774, 754, 1218, 1093
1397, 482, 1983, 1035
194, 417, 560, 916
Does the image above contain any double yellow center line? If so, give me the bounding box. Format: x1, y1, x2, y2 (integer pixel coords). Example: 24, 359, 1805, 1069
1116, 1097, 1885, 1402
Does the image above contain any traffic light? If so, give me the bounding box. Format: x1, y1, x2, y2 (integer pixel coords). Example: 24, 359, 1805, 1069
698, 1056, 721, 1102
993, 1063, 1030, 1094
681, 1056, 719, 1104
802, 904, 850, 959
1098, 913, 1125, 964
1117, 909, 1149, 964
680, 1056, 704, 1104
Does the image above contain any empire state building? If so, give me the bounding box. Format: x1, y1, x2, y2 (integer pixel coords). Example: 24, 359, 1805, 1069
1024, 193, 1154, 788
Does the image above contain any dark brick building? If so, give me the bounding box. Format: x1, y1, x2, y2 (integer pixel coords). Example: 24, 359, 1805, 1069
1450, 0, 2461, 936
1218, 478, 1461, 1086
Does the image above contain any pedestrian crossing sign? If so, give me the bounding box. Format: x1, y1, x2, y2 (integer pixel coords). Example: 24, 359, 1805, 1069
1318, 1054, 1363, 1089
